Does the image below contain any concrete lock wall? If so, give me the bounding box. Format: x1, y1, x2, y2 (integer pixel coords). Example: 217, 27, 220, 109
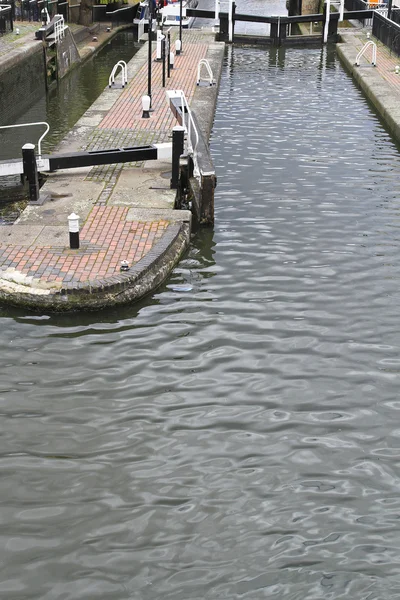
57, 28, 81, 79
302, 0, 320, 14
0, 45, 45, 125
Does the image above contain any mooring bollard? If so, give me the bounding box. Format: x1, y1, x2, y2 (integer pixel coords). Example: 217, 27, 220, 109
142, 95, 151, 118
22, 143, 40, 203
171, 125, 185, 190
68, 213, 80, 249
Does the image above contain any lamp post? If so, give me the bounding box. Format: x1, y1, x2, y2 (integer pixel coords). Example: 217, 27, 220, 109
179, 0, 183, 52
147, 8, 153, 107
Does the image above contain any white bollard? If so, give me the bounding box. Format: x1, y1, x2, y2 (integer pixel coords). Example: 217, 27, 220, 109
68, 213, 80, 249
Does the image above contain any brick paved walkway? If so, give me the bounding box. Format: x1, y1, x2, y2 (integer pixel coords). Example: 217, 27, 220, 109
350, 28, 400, 91
0, 27, 218, 308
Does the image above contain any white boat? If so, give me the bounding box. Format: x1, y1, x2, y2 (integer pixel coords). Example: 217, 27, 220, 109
134, 0, 198, 29
161, 0, 198, 28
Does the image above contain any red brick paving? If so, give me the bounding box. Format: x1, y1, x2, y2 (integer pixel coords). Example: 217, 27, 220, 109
351, 30, 400, 89
0, 29, 211, 292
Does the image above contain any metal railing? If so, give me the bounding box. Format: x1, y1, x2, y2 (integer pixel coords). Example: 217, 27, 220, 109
53, 12, 64, 41
355, 39, 377, 64
175, 90, 199, 166
0, 121, 50, 157
373, 9, 400, 54
196, 59, 216, 86
0, 3, 12, 34
109, 60, 127, 87
4, 0, 72, 22
106, 4, 135, 28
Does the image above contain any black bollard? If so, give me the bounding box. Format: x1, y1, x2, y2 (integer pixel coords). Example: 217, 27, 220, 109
171, 125, 185, 189
147, 12, 153, 107
22, 143, 40, 203
162, 37, 166, 87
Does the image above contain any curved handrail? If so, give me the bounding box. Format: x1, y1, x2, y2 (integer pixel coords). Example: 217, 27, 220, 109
197, 59, 215, 86
0, 122, 50, 157
106, 4, 133, 14
355, 40, 377, 66
177, 90, 199, 161
109, 60, 128, 87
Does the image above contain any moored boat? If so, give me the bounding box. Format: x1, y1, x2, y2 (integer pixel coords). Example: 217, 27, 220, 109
134, 0, 198, 29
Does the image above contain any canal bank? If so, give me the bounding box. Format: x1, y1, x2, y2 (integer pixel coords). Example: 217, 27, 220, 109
337, 28, 400, 143
0, 28, 223, 312
0, 21, 134, 126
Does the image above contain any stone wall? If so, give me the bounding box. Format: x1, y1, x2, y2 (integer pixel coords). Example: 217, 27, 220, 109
0, 44, 45, 125
57, 28, 81, 79
302, 0, 320, 14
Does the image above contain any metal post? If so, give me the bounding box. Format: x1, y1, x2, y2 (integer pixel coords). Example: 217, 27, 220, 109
22, 143, 40, 203
228, 0, 233, 42
148, 11, 152, 106
179, 0, 182, 51
156, 27, 164, 61
388, 0, 393, 20
162, 37, 166, 87
323, 0, 330, 44
167, 30, 171, 78
339, 0, 344, 22
68, 213, 80, 250
171, 126, 185, 189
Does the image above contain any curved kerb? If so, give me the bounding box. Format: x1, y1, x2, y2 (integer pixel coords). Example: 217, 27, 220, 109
0, 222, 190, 312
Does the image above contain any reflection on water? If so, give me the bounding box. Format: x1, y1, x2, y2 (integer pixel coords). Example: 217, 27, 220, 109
2, 44, 400, 599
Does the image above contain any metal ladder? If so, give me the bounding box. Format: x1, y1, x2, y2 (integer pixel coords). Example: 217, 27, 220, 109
196, 59, 216, 86
355, 40, 377, 67
109, 61, 128, 88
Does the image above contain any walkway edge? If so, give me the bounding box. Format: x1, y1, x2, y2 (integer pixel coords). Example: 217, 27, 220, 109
0, 222, 190, 311
337, 34, 400, 143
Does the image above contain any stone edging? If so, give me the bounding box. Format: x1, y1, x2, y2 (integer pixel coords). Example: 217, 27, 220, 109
337, 35, 400, 143
0, 221, 190, 311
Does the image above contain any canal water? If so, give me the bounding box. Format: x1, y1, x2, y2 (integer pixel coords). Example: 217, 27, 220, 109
1, 42, 400, 600
0, 29, 139, 162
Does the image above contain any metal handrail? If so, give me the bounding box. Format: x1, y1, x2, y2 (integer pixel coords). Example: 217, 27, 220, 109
0, 122, 50, 157
106, 5, 133, 14
355, 40, 377, 66
177, 90, 199, 159
54, 14, 65, 42
109, 61, 128, 88
196, 59, 215, 86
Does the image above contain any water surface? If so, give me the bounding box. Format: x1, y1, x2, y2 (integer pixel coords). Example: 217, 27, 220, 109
1, 44, 400, 600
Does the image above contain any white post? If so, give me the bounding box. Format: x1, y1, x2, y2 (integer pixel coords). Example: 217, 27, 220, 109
229, 0, 233, 42
215, 0, 219, 19
323, 0, 330, 44
156, 29, 164, 61
68, 213, 80, 249
339, 0, 344, 21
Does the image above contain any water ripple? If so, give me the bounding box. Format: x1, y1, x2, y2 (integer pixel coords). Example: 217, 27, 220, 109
1, 42, 400, 600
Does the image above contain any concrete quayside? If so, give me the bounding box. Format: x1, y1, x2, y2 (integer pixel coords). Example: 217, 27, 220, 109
0, 23, 223, 311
